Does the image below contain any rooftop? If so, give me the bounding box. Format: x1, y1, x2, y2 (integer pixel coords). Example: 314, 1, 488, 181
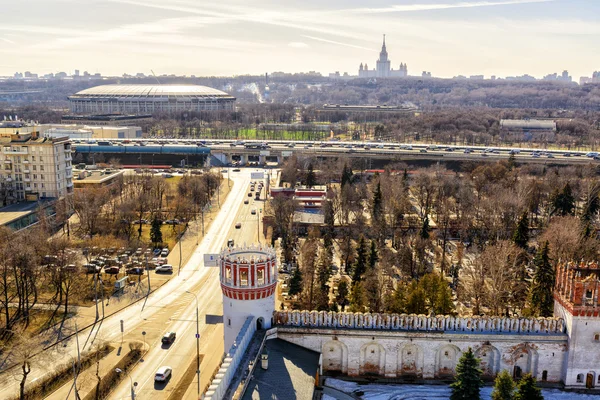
242, 339, 319, 400
70, 84, 233, 98
72, 169, 124, 184
0, 202, 40, 226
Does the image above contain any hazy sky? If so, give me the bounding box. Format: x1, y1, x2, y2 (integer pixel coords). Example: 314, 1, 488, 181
0, 0, 598, 79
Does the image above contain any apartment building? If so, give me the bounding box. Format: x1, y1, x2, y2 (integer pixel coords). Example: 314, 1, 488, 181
0, 129, 73, 205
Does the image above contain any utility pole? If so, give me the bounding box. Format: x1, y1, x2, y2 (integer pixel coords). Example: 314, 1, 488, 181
145, 254, 151, 296
93, 272, 99, 321
257, 209, 261, 244
186, 291, 201, 396
178, 228, 183, 276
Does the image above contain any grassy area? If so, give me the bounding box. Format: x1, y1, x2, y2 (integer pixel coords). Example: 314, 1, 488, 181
0, 309, 69, 345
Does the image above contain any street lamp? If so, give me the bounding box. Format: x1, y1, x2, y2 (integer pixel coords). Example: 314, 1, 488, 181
115, 368, 137, 400
185, 290, 201, 396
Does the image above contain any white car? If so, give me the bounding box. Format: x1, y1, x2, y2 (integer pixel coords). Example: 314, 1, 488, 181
156, 264, 173, 273
155, 366, 172, 382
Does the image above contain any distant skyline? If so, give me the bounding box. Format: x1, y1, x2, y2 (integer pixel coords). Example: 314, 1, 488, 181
0, 0, 599, 79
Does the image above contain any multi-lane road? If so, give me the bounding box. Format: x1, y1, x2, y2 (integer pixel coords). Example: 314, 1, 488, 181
73, 138, 600, 165
0, 168, 264, 400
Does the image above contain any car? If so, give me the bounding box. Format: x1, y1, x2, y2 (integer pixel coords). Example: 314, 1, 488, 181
227, 239, 235, 247
248, 193, 252, 197
104, 266, 120, 274
84, 264, 102, 274
155, 366, 172, 382
153, 248, 162, 257
244, 199, 249, 204
235, 223, 242, 229
419, 149, 428, 153
251, 209, 256, 215
156, 264, 173, 273
250, 187, 255, 192
161, 332, 176, 344
127, 267, 144, 275
161, 248, 169, 257
232, 168, 241, 172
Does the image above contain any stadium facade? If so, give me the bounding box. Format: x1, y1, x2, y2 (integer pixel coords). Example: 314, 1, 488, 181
68, 84, 236, 115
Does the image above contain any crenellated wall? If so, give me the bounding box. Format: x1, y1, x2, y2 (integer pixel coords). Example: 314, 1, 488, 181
272, 311, 568, 383
274, 311, 566, 335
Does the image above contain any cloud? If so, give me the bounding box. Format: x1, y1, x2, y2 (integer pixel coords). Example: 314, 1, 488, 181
0, 38, 16, 44
301, 35, 375, 51
347, 0, 554, 14
288, 42, 310, 49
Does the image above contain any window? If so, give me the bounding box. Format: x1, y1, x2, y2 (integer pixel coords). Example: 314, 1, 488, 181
40, 157, 43, 162
41, 175, 44, 180
594, 334, 599, 342
40, 166, 44, 171
228, 318, 231, 326
371, 349, 375, 354
32, 156, 35, 161
577, 374, 584, 383
542, 371, 548, 382
240, 269, 248, 286
33, 165, 36, 171
33, 174, 37, 179
586, 290, 593, 299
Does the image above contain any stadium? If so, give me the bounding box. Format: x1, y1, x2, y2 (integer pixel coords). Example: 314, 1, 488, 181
68, 84, 236, 115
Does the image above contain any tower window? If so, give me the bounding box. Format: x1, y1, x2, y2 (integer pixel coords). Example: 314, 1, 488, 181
542, 371, 548, 381
594, 333, 599, 342
228, 318, 231, 326
577, 374, 583, 383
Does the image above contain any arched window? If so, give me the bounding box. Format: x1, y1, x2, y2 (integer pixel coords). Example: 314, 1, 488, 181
577, 373, 584, 383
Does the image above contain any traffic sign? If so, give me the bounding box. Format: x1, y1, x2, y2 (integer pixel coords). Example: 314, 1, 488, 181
195, 333, 200, 339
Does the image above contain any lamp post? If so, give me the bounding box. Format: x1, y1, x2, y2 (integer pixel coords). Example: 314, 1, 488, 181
185, 290, 201, 396
115, 368, 137, 400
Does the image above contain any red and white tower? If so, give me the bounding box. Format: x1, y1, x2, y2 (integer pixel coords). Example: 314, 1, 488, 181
219, 244, 277, 351
554, 261, 600, 388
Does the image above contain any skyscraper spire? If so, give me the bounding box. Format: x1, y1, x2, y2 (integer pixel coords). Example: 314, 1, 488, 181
382, 34, 386, 51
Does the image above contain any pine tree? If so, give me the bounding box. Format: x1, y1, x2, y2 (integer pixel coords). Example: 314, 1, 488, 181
420, 217, 430, 239
512, 211, 529, 250
336, 280, 349, 310
514, 374, 543, 400
349, 281, 367, 313
551, 183, 575, 216
352, 236, 368, 282
450, 348, 483, 400
368, 240, 378, 270
150, 217, 163, 246
435, 278, 455, 315
530, 241, 555, 317
372, 181, 383, 221
341, 163, 353, 187
491, 370, 515, 400
306, 163, 316, 188
387, 284, 407, 314
405, 281, 427, 314
288, 266, 303, 297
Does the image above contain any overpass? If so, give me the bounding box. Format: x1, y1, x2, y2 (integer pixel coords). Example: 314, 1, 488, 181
71, 139, 600, 167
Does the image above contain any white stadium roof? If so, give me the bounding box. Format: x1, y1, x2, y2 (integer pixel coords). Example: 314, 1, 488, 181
70, 84, 233, 98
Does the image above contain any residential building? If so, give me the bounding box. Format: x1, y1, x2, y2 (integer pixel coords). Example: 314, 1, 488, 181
0, 126, 73, 205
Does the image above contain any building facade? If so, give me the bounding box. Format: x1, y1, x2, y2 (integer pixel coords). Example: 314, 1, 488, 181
359, 36, 408, 79
68, 84, 236, 115
0, 130, 73, 204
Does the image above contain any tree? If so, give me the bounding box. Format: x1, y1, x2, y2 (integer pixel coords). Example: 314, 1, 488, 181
530, 241, 555, 317
288, 266, 303, 297
372, 181, 383, 221
341, 163, 353, 187
336, 280, 349, 311
150, 217, 163, 246
368, 240, 378, 270
551, 183, 575, 217
514, 374, 543, 400
492, 370, 515, 400
420, 217, 430, 239
305, 162, 316, 188
349, 281, 367, 313
352, 236, 368, 282
450, 347, 483, 400
512, 211, 529, 250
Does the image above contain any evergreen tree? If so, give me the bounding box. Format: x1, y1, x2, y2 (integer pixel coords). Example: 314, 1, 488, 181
352, 236, 368, 282
512, 211, 529, 250
530, 241, 555, 317
420, 217, 430, 239
435, 279, 455, 315
349, 281, 367, 312
336, 280, 349, 310
288, 266, 303, 297
368, 240, 378, 270
551, 183, 575, 216
150, 217, 163, 246
341, 163, 353, 187
508, 152, 516, 170
491, 370, 515, 400
306, 163, 317, 188
372, 181, 383, 221
405, 281, 427, 314
450, 348, 483, 400
387, 284, 407, 314
514, 374, 543, 400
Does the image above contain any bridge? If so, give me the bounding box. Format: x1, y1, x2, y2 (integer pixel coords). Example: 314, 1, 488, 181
70, 138, 600, 167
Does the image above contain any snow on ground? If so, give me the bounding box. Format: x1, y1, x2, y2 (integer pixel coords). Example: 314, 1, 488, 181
325, 378, 600, 400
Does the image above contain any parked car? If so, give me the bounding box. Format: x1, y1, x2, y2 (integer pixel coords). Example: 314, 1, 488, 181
161, 331, 176, 344
104, 266, 120, 274
251, 209, 256, 215
235, 223, 242, 229
127, 267, 144, 275
161, 248, 169, 257
84, 264, 102, 274
156, 264, 173, 273
227, 239, 234, 247
244, 199, 249, 204
154, 366, 172, 382
248, 193, 252, 197
153, 248, 162, 256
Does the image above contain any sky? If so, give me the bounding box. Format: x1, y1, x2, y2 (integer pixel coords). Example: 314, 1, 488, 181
0, 0, 598, 79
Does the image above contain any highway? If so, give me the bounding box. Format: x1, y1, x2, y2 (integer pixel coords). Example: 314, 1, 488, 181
71, 138, 600, 165
0, 168, 265, 400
